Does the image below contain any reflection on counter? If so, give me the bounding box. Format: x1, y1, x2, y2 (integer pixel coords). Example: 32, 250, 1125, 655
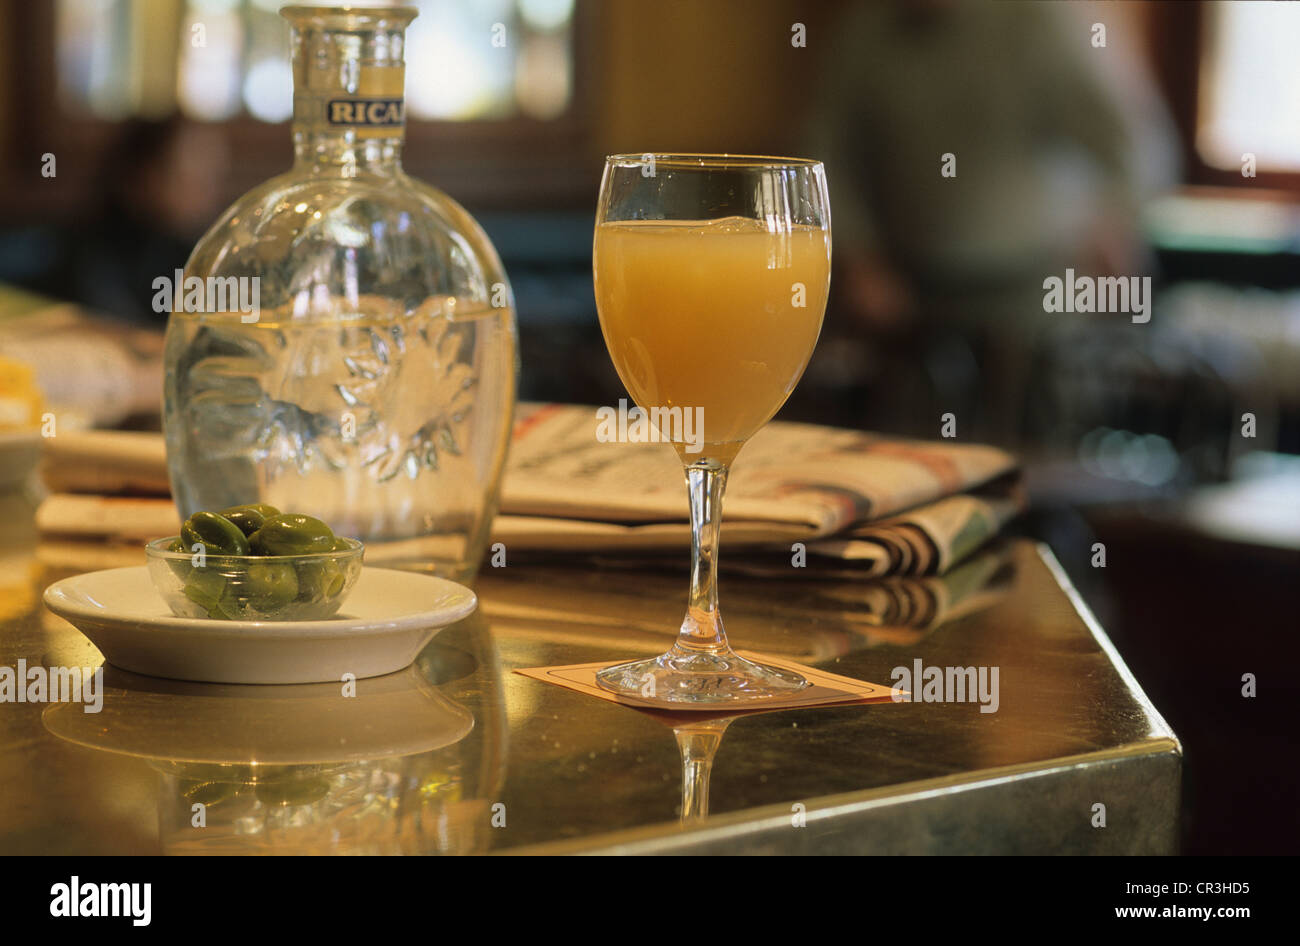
40, 616, 509, 855
479, 542, 1017, 664
673, 717, 733, 824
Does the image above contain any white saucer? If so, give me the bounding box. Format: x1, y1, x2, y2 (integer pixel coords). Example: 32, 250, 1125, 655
43, 565, 478, 684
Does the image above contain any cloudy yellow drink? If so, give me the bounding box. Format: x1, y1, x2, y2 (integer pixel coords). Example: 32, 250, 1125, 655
594, 217, 829, 462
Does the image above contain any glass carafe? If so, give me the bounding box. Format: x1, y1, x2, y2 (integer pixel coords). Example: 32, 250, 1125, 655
164, 5, 516, 581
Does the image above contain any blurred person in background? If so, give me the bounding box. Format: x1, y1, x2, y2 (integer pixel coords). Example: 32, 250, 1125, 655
61, 117, 230, 327
810, 0, 1180, 445
0, 119, 229, 427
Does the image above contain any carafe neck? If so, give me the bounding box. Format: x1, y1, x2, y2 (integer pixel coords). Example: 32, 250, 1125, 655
285, 6, 415, 175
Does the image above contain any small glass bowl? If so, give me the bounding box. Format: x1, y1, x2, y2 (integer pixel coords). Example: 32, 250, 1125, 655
146, 537, 364, 621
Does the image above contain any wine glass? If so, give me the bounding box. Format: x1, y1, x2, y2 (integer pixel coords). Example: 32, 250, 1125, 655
592, 154, 831, 703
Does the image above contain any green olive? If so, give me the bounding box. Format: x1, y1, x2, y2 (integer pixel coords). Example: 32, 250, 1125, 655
180, 779, 239, 807
215, 586, 249, 620
162, 507, 356, 619
297, 559, 343, 603
218, 503, 279, 537
244, 561, 299, 611
182, 566, 228, 617
255, 775, 331, 807
310, 539, 355, 597
182, 511, 251, 556
249, 514, 336, 556
164, 537, 191, 580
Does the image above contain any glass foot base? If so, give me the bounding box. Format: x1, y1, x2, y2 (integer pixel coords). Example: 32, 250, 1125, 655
595, 650, 809, 705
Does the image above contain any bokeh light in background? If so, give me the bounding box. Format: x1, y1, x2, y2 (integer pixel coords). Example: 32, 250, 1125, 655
56, 0, 134, 120
405, 0, 514, 120
178, 1, 244, 120
1197, 1, 1300, 171
240, 0, 292, 122
56, 0, 576, 124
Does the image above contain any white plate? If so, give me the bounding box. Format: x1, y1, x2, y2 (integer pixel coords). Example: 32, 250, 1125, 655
43, 565, 478, 684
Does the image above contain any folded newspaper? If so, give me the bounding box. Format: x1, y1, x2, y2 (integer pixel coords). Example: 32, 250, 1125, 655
35, 403, 1021, 578
495, 404, 1022, 576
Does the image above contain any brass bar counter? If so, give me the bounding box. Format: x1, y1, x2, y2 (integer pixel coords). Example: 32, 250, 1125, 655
0, 503, 1180, 854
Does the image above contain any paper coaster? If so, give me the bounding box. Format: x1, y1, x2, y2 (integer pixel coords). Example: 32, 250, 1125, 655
514, 651, 902, 715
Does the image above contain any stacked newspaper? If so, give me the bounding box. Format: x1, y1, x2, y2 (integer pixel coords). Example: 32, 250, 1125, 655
496, 404, 1022, 577
34, 403, 1022, 578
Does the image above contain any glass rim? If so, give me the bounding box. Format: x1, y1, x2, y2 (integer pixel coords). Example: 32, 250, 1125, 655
279, 5, 418, 27
146, 536, 364, 562
604, 153, 823, 170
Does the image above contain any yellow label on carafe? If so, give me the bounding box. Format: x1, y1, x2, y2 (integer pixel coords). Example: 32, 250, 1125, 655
325, 66, 405, 138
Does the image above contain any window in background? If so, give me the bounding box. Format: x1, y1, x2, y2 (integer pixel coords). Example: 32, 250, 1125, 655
56, 0, 140, 120
407, 0, 573, 120
1197, 0, 1300, 173
57, 0, 575, 124
178, 0, 248, 121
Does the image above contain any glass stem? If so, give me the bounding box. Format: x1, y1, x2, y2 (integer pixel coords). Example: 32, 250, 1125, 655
675, 459, 730, 656
675, 726, 723, 822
